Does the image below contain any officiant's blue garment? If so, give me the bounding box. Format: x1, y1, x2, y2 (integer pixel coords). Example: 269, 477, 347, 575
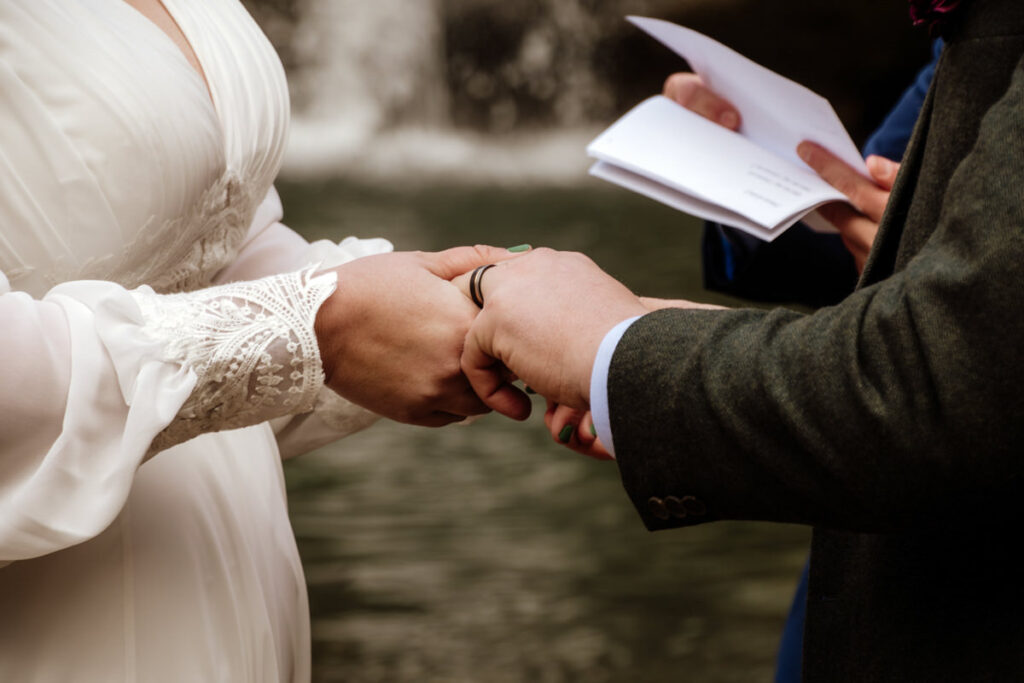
696, 40, 943, 683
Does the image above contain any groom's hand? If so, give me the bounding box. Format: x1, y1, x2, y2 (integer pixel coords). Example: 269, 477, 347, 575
454, 248, 648, 420
315, 246, 513, 427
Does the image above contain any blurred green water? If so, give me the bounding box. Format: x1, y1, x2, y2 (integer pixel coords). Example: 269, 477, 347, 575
278, 180, 810, 683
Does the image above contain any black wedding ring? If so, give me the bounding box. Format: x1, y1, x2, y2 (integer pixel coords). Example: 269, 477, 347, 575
469, 264, 496, 308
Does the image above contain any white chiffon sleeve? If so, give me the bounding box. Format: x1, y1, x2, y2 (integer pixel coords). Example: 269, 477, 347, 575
213, 187, 395, 458
0, 265, 335, 563
0, 186, 391, 562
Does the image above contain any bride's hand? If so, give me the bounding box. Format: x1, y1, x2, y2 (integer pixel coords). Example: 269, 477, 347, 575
545, 401, 613, 461
315, 246, 512, 427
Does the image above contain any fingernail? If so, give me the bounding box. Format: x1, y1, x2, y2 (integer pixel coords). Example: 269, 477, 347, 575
589, 423, 597, 437
719, 111, 739, 129
558, 425, 574, 443
507, 244, 531, 253
525, 385, 537, 395
797, 142, 812, 162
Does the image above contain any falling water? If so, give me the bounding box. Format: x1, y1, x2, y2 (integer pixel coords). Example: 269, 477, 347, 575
284, 0, 452, 175
256, 0, 929, 184
277, 0, 718, 183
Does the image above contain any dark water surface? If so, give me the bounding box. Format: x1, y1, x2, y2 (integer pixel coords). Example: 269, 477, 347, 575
278, 181, 810, 682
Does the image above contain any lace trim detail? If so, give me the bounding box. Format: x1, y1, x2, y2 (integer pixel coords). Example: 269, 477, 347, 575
146, 175, 255, 294
133, 266, 337, 454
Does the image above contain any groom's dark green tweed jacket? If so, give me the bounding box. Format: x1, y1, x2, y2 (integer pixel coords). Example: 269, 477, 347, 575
608, 0, 1024, 679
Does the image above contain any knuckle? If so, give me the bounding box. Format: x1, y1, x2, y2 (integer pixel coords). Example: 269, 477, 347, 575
841, 181, 863, 205
567, 250, 595, 267
821, 167, 854, 196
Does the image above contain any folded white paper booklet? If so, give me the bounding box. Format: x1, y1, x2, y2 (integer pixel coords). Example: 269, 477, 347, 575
587, 17, 868, 241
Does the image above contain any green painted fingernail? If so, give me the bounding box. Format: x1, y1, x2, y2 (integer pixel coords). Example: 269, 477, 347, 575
589, 423, 597, 437
507, 244, 531, 253
559, 425, 574, 443
525, 385, 537, 395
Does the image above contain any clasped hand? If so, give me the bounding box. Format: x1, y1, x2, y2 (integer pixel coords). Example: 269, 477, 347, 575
314, 243, 718, 462
452, 249, 722, 459
314, 73, 900, 443
315, 246, 515, 427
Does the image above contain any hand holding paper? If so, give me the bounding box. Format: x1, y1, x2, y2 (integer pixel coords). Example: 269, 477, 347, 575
798, 142, 901, 272
587, 17, 871, 242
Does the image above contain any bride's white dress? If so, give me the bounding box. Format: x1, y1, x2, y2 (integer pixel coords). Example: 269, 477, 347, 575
0, 1, 391, 680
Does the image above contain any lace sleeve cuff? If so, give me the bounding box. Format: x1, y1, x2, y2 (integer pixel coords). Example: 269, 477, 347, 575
131, 266, 336, 453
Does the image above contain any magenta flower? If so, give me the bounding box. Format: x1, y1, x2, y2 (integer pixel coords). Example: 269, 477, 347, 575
908, 0, 964, 33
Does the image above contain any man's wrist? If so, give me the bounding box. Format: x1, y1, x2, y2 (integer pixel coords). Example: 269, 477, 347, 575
589, 315, 643, 459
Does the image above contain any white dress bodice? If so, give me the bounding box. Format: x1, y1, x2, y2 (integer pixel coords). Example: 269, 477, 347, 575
0, 0, 285, 296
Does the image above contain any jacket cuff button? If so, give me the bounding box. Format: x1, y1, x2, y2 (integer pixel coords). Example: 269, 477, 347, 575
681, 496, 707, 517
664, 496, 687, 519
647, 496, 670, 520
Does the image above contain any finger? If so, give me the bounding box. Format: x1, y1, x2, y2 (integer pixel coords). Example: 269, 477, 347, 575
866, 155, 900, 191
543, 400, 558, 431
663, 72, 741, 130
583, 439, 615, 461
415, 411, 476, 428
575, 414, 614, 460
550, 406, 611, 460
441, 385, 493, 418
451, 257, 508, 307
797, 142, 889, 222
461, 324, 532, 420
816, 202, 876, 272
549, 404, 584, 445
817, 203, 877, 250
577, 413, 597, 446
427, 244, 528, 281
564, 416, 615, 461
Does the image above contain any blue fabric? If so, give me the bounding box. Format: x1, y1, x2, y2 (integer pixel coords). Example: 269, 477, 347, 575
702, 222, 857, 308
861, 39, 943, 161
774, 560, 810, 683
771, 40, 942, 683
719, 230, 736, 281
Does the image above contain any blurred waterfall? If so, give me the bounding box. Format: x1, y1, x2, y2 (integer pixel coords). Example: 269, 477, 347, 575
262, 0, 927, 184
279, 0, 666, 184
287, 0, 448, 150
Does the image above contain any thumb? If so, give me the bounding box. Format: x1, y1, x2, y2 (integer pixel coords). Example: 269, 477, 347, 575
866, 155, 900, 191
425, 244, 529, 281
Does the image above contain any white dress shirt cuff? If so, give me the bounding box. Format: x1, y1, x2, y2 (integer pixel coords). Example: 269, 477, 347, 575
590, 316, 642, 459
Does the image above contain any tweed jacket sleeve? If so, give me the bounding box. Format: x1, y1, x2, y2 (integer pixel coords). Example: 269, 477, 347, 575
609, 35, 1024, 534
